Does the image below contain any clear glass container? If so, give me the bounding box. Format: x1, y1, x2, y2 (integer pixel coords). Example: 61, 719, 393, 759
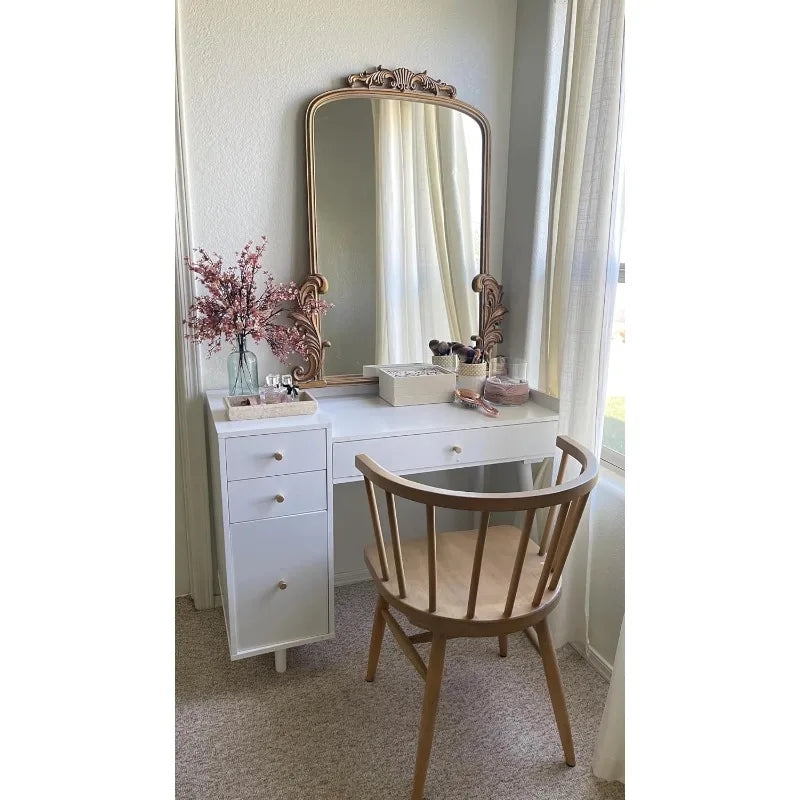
228, 335, 259, 396
484, 357, 529, 405
507, 358, 528, 383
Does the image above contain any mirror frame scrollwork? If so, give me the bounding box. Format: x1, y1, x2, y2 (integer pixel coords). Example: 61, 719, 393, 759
293, 66, 508, 387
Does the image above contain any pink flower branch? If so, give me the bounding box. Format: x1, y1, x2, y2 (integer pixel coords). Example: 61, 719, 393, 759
183, 236, 332, 365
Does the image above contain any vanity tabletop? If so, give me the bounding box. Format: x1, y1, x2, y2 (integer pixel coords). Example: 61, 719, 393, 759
318, 393, 558, 443
206, 389, 558, 441
205, 390, 331, 439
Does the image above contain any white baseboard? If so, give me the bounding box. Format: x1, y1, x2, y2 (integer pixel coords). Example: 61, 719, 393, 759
566, 641, 613, 680
334, 569, 371, 587
585, 644, 613, 680
175, 591, 223, 607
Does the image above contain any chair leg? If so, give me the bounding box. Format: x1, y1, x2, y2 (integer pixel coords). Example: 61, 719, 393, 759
411, 633, 447, 800
498, 634, 508, 657
535, 619, 576, 766
365, 594, 387, 682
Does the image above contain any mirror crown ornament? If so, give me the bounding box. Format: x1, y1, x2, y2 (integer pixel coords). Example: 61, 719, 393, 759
347, 66, 457, 98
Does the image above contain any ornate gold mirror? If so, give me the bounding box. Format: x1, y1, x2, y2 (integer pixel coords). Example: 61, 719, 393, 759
293, 66, 507, 386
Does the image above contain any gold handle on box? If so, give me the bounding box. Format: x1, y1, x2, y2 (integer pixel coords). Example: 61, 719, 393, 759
278, 580, 287, 590
274, 451, 284, 461
275, 494, 285, 503
452, 445, 463, 454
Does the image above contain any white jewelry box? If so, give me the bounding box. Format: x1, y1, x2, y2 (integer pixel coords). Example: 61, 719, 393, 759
377, 364, 456, 407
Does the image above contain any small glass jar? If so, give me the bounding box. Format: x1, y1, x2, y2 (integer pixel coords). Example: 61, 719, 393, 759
507, 358, 528, 383
484, 357, 529, 405
488, 356, 508, 380
259, 386, 285, 404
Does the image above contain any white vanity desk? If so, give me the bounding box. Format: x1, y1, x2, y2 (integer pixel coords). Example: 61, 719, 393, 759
206, 387, 558, 672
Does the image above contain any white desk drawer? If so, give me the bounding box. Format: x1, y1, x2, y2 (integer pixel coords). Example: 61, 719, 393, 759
333, 421, 557, 481
228, 470, 327, 524
225, 429, 326, 481
230, 511, 329, 654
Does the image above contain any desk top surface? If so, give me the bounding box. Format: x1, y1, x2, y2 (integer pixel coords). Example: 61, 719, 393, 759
319, 393, 557, 442
206, 389, 558, 441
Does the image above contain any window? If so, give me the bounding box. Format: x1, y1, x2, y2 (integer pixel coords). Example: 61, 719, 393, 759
601, 262, 625, 470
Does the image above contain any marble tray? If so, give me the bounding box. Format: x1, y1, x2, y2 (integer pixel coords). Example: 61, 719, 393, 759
224, 391, 318, 420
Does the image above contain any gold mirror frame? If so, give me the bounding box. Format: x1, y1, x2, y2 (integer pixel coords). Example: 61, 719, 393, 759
293, 66, 508, 387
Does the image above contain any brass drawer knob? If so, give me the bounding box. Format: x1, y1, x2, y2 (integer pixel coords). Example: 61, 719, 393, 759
452, 445, 463, 454
274, 451, 284, 461
278, 580, 287, 590
275, 494, 285, 503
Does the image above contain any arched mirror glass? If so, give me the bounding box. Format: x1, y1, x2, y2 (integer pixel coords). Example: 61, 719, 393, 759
314, 97, 484, 376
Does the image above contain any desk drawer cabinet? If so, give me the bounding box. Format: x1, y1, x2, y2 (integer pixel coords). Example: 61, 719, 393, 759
206, 389, 559, 672
205, 414, 333, 670
230, 512, 329, 652
228, 470, 327, 524
226, 428, 326, 481
332, 421, 558, 481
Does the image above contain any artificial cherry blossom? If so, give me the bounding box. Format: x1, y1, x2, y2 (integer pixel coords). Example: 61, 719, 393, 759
184, 237, 331, 364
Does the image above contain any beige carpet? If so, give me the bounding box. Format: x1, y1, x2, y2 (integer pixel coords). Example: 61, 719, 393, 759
176, 582, 624, 800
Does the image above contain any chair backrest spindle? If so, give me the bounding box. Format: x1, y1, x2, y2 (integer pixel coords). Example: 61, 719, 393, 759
385, 491, 407, 598
547, 493, 590, 590
466, 511, 491, 618
532, 500, 571, 605
426, 505, 437, 612
532, 502, 572, 606
538, 453, 570, 555
503, 508, 536, 617
363, 477, 389, 580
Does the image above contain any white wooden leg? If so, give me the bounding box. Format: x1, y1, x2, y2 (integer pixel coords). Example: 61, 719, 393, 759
517, 460, 535, 492
519, 458, 551, 544
515, 461, 534, 530
473, 465, 486, 528
274, 648, 287, 673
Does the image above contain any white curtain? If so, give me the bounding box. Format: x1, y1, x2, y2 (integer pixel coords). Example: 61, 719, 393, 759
593, 616, 624, 781
372, 99, 478, 363
532, 0, 625, 782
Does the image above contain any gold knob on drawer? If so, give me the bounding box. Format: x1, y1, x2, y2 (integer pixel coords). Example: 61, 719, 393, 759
274, 451, 284, 461
278, 580, 287, 590
275, 494, 285, 503
452, 445, 463, 454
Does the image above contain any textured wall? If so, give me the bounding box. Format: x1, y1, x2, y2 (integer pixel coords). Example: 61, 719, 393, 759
177, 0, 518, 388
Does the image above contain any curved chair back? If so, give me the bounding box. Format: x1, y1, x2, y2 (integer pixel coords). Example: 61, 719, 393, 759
355, 435, 599, 618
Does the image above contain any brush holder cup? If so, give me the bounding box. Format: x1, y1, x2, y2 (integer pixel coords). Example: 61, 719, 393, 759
431, 354, 459, 372
456, 361, 488, 394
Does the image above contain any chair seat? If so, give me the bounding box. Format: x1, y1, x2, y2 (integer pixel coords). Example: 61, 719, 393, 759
365, 524, 560, 628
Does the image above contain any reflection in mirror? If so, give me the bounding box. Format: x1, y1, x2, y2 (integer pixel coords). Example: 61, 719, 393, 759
314, 97, 483, 376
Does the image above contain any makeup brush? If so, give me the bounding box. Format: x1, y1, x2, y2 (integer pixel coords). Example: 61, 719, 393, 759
428, 339, 452, 356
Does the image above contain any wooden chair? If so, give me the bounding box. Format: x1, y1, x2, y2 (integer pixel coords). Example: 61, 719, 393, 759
356, 435, 599, 800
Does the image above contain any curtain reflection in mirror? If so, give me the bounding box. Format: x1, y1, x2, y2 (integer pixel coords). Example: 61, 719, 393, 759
372, 100, 480, 364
